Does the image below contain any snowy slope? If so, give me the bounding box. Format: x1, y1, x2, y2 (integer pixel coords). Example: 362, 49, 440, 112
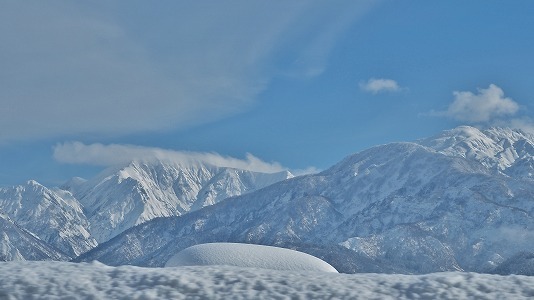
0, 181, 96, 257
1, 261, 533, 299
0, 213, 69, 261
71, 159, 293, 243
78, 126, 534, 274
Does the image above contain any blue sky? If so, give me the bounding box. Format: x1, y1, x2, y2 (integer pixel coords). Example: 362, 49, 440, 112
1, 1, 534, 186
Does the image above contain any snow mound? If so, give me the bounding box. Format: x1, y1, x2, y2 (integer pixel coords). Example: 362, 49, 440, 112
165, 243, 338, 273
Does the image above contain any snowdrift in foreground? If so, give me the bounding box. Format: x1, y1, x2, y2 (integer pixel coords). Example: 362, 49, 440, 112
165, 243, 338, 273
1, 262, 534, 300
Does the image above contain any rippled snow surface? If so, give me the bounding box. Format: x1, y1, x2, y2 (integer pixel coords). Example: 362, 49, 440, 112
1, 261, 533, 299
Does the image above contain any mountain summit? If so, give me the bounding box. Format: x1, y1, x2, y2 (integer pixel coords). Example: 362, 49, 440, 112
419, 126, 534, 179
71, 159, 293, 243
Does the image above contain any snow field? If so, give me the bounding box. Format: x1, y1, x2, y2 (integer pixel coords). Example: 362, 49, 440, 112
1, 261, 534, 299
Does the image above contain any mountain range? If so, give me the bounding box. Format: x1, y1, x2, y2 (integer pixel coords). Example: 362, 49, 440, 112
2, 126, 534, 274
0, 160, 292, 260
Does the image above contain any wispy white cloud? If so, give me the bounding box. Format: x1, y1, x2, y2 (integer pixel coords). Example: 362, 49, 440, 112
291, 166, 321, 176
359, 78, 402, 94
53, 142, 289, 174
505, 117, 534, 134
0, 1, 376, 142
442, 84, 519, 123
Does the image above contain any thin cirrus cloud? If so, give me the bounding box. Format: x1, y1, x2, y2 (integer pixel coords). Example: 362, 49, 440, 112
443, 84, 519, 123
53, 142, 288, 174
359, 78, 403, 94
0, 1, 376, 142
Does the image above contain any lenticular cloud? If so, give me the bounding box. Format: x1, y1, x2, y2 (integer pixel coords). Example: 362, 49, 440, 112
53, 142, 286, 174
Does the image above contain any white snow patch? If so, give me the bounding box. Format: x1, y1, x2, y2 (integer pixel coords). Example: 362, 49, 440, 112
1, 261, 534, 299
165, 243, 338, 273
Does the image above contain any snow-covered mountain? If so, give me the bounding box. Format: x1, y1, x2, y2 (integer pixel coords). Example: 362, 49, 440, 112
2, 125, 534, 272
0, 180, 96, 257
0, 212, 69, 261
418, 126, 534, 179
69, 159, 293, 243
0, 159, 293, 261
77, 126, 534, 274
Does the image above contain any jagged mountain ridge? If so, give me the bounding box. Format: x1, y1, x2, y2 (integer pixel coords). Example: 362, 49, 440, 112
0, 212, 69, 261
418, 126, 534, 179
0, 159, 293, 260
0, 180, 96, 257
77, 126, 534, 274
70, 159, 293, 243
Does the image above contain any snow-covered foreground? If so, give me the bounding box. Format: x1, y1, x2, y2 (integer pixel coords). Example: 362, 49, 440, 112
1, 262, 534, 299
